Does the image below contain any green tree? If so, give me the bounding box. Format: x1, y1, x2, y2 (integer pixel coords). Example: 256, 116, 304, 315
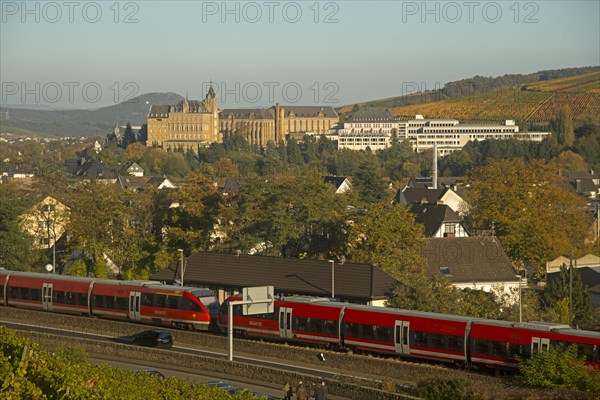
353, 161, 387, 204
0, 183, 34, 271
543, 264, 593, 328
552, 108, 575, 147
388, 272, 464, 314
518, 344, 600, 392
122, 122, 136, 148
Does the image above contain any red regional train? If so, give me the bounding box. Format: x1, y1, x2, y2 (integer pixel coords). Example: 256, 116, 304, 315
0, 270, 219, 330
218, 295, 600, 370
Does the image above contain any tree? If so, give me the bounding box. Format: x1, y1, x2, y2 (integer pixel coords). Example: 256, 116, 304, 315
353, 161, 387, 204
122, 122, 136, 148
137, 124, 148, 145
0, 183, 34, 271
466, 159, 590, 276
518, 344, 600, 392
346, 202, 424, 278
552, 108, 575, 147
543, 264, 593, 328
550, 150, 588, 172
388, 272, 464, 314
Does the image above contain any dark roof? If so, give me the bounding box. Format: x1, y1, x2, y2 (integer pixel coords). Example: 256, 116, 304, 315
76, 159, 115, 179
347, 107, 397, 122
398, 188, 445, 204
278, 106, 338, 119
220, 108, 274, 120
150, 252, 399, 302
148, 105, 170, 118
422, 237, 518, 284
117, 175, 152, 191
409, 204, 464, 237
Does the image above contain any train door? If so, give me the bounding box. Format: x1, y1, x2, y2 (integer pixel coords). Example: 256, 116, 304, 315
279, 307, 293, 339
129, 292, 141, 320
531, 337, 550, 356
394, 320, 410, 355
42, 283, 53, 311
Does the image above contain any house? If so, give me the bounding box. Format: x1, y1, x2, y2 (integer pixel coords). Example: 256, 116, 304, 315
546, 254, 600, 308
117, 175, 177, 192
397, 186, 469, 215
422, 237, 520, 299
323, 176, 352, 194
409, 203, 470, 238
127, 162, 144, 177
20, 195, 70, 251
150, 252, 399, 306
562, 170, 600, 199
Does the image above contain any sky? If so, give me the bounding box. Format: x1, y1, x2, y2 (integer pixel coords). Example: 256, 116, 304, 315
1, 0, 599, 109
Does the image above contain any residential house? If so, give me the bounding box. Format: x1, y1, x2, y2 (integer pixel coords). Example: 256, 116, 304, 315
422, 237, 520, 299
562, 170, 600, 199
127, 162, 144, 177
150, 252, 399, 306
396, 186, 469, 215
409, 203, 470, 238
323, 176, 352, 194
20, 195, 70, 251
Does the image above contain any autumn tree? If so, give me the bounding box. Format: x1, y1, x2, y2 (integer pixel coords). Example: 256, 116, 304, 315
346, 202, 424, 278
163, 172, 223, 254
466, 159, 590, 277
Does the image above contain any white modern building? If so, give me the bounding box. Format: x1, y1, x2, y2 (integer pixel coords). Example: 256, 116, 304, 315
334, 111, 550, 155
404, 115, 550, 155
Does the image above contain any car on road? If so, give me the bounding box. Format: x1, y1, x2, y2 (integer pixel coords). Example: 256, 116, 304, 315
131, 329, 173, 348
134, 369, 166, 379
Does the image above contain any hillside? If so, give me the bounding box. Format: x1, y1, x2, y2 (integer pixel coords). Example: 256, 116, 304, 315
0, 92, 183, 138
390, 71, 600, 123
338, 67, 599, 123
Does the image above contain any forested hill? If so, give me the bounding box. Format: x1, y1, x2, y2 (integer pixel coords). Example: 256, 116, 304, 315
0, 92, 183, 138
337, 66, 600, 121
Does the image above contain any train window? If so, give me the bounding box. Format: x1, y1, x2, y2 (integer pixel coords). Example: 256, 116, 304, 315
116, 297, 128, 310
105, 296, 115, 309
93, 295, 104, 308
142, 293, 153, 306
54, 291, 65, 304
155, 295, 167, 308
182, 298, 203, 312
294, 316, 307, 331
220, 304, 228, 315
77, 293, 87, 306
372, 326, 391, 343
167, 296, 179, 309
323, 320, 338, 335
402, 326, 409, 346
447, 335, 463, 352
346, 322, 359, 338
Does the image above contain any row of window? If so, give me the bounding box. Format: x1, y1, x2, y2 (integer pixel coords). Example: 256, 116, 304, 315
345, 322, 393, 342
140, 293, 203, 312
294, 316, 338, 335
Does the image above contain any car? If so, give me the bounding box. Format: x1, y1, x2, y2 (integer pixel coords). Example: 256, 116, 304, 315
205, 381, 241, 394
131, 329, 173, 348
134, 369, 166, 379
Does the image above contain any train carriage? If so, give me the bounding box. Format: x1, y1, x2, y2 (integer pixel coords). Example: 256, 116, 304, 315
469, 320, 600, 370
1, 271, 92, 314
342, 305, 471, 364
0, 270, 218, 331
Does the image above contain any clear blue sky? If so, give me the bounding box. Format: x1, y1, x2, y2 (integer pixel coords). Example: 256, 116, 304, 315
1, 0, 599, 109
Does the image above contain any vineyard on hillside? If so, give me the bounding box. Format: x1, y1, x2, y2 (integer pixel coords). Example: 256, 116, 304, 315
523, 71, 600, 93
391, 88, 600, 123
